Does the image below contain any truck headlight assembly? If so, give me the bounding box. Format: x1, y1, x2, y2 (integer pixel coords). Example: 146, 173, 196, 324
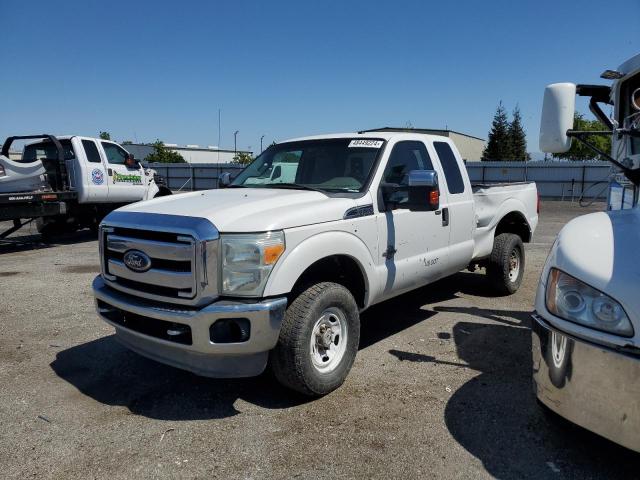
220, 231, 285, 296
546, 268, 634, 337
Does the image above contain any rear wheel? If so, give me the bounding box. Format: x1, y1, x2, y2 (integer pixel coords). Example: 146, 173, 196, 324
487, 233, 524, 295
270, 282, 360, 396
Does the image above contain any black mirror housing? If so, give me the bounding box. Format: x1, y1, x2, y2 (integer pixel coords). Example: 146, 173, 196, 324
125, 153, 138, 168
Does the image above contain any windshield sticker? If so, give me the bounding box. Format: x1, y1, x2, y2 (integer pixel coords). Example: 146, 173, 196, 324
348, 139, 383, 149
91, 168, 104, 185
113, 172, 142, 185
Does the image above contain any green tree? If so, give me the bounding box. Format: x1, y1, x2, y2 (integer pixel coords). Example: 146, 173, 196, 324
508, 105, 527, 161
233, 151, 254, 165
552, 113, 612, 161
146, 140, 186, 163
99, 131, 111, 140
482, 102, 511, 161
121, 140, 133, 145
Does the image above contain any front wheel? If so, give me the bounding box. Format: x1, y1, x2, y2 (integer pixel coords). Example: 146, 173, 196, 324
487, 233, 525, 295
270, 282, 360, 396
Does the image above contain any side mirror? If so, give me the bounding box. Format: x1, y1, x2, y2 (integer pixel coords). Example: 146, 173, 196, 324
540, 83, 576, 153
219, 171, 231, 188
407, 170, 439, 211
125, 153, 138, 168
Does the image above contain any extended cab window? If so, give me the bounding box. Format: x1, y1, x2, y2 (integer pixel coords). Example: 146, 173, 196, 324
82, 140, 102, 163
101, 142, 129, 165
380, 141, 433, 206
434, 141, 465, 194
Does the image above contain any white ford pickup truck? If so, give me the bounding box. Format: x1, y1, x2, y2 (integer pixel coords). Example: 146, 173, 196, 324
93, 131, 538, 395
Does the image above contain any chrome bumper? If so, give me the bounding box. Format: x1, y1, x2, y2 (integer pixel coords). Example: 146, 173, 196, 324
93, 276, 287, 378
532, 313, 640, 452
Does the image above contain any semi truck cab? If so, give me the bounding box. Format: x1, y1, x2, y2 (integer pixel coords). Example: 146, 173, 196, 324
535, 53, 640, 452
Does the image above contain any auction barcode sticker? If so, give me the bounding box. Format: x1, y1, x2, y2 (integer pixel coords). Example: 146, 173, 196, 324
348, 139, 383, 148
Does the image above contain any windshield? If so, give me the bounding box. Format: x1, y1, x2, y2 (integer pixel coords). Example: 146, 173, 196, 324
232, 138, 384, 193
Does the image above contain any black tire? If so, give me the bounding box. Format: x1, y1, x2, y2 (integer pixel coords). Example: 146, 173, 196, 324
270, 282, 360, 396
487, 233, 524, 295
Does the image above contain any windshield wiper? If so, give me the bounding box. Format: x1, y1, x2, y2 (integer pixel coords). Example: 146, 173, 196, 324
263, 183, 326, 193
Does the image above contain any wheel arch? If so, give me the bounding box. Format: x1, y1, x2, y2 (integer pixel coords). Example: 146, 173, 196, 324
494, 210, 532, 243
264, 231, 375, 308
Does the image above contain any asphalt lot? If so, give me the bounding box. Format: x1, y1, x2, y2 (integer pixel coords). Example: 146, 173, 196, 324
1, 200, 638, 479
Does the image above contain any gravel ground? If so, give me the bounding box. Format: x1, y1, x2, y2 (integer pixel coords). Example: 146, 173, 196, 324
1, 200, 638, 479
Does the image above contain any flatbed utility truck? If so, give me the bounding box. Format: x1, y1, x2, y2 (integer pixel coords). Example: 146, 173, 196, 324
0, 134, 171, 239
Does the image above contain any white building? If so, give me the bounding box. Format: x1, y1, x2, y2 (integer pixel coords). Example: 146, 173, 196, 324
362, 127, 486, 162
124, 143, 253, 164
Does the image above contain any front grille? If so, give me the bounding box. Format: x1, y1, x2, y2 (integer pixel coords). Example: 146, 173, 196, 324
99, 212, 220, 306
103, 226, 197, 301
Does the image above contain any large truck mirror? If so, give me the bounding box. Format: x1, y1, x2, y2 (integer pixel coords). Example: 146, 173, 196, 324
219, 172, 231, 188
407, 170, 439, 212
539, 83, 576, 153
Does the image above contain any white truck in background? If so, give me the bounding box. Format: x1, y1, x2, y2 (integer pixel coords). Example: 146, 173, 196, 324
93, 131, 538, 396
0, 134, 171, 238
534, 54, 640, 452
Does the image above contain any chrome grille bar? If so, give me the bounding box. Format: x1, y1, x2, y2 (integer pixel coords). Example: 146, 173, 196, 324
106, 235, 193, 261
107, 259, 194, 289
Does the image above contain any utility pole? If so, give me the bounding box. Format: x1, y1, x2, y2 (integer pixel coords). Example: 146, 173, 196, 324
234, 130, 239, 153
260, 135, 265, 153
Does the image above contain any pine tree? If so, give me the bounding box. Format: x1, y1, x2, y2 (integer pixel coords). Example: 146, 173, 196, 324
508, 105, 527, 161
482, 102, 511, 161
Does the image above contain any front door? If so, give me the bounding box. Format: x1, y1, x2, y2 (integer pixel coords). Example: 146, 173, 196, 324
100, 141, 146, 202
81, 139, 110, 201
375, 140, 451, 299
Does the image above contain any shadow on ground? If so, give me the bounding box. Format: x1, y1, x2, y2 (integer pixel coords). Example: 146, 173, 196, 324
0, 228, 97, 255
390, 304, 640, 479
51, 269, 640, 477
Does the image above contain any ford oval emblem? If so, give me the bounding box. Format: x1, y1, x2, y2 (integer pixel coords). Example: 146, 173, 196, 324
123, 249, 152, 273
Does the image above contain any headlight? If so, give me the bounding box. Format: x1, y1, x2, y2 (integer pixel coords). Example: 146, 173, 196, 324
220, 231, 285, 296
546, 268, 634, 337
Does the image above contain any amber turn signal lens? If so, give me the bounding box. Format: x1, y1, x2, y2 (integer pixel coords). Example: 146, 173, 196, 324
429, 190, 439, 206
264, 244, 285, 265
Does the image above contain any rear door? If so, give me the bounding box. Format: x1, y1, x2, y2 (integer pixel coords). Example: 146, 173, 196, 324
80, 138, 110, 201
100, 141, 146, 202
431, 140, 475, 272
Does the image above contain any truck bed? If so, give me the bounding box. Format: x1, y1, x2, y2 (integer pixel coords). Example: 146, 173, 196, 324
471, 181, 538, 260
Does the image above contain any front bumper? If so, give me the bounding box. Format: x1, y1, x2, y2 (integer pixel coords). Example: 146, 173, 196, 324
93, 275, 287, 378
532, 312, 640, 452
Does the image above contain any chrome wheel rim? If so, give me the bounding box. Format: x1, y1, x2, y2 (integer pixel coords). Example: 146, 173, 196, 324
310, 307, 348, 373
508, 248, 521, 282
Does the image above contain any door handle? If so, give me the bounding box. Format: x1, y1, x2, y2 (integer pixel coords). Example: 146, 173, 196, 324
108, 168, 113, 176
442, 207, 449, 227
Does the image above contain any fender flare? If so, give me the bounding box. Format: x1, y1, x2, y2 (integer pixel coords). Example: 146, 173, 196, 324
263, 230, 377, 305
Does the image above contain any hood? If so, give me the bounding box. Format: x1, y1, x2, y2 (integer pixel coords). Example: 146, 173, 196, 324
548, 208, 640, 330
118, 187, 359, 231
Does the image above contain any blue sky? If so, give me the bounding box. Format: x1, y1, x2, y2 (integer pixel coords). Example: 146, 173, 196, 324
1, 0, 638, 156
